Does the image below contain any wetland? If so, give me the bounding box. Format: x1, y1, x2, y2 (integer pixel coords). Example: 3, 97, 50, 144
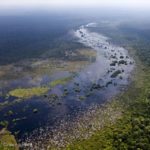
1, 11, 148, 149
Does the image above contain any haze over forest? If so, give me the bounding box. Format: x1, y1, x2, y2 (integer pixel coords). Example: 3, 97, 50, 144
0, 0, 150, 150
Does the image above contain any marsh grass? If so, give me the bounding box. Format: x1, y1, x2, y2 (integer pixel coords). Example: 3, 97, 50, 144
8, 87, 49, 99
0, 128, 18, 150
50, 77, 73, 88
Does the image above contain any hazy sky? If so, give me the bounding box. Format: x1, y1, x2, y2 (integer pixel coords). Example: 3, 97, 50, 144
1, 0, 150, 9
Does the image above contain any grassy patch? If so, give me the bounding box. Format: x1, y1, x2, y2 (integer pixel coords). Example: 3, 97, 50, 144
8, 87, 49, 99
0, 128, 18, 150
79, 49, 97, 57
50, 77, 72, 88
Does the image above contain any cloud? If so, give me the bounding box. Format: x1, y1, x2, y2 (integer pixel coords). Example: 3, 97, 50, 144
1, 0, 150, 9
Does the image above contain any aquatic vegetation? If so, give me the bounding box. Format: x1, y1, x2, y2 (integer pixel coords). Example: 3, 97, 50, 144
12, 117, 27, 123
110, 70, 121, 78
0, 101, 13, 110
49, 94, 59, 100
61, 89, 69, 97
7, 110, 14, 116
64, 91, 69, 96
33, 109, 38, 113
0, 121, 8, 127
106, 80, 113, 87
19, 23, 135, 149
0, 50, 91, 89
8, 87, 49, 99
50, 77, 72, 88
64, 88, 68, 91
91, 83, 102, 90
120, 55, 124, 59
129, 61, 134, 65
65, 27, 150, 149
79, 96, 86, 101
85, 91, 92, 97
37, 99, 123, 149
74, 82, 79, 86
74, 87, 81, 93
78, 49, 97, 58
120, 76, 123, 80
0, 129, 18, 150
0, 22, 136, 150
118, 60, 127, 65
110, 60, 118, 66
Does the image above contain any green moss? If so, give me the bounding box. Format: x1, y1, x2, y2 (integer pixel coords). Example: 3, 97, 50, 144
8, 87, 49, 99
50, 77, 72, 88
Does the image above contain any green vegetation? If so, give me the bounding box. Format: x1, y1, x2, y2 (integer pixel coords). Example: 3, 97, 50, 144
0, 129, 18, 150
74, 87, 81, 93
0, 121, 8, 128
58, 24, 150, 149
33, 109, 38, 113
85, 92, 92, 97
110, 60, 118, 66
67, 64, 150, 150
49, 94, 59, 100
63, 90, 69, 97
50, 77, 72, 88
8, 87, 49, 99
12, 117, 27, 123
118, 60, 127, 65
7, 110, 14, 116
110, 70, 121, 78
79, 96, 86, 101
65, 27, 150, 149
1, 19, 150, 150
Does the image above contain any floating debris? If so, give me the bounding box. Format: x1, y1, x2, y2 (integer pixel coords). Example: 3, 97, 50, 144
33, 109, 38, 113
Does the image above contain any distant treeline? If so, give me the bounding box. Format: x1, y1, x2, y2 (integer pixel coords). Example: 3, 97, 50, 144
0, 15, 84, 65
